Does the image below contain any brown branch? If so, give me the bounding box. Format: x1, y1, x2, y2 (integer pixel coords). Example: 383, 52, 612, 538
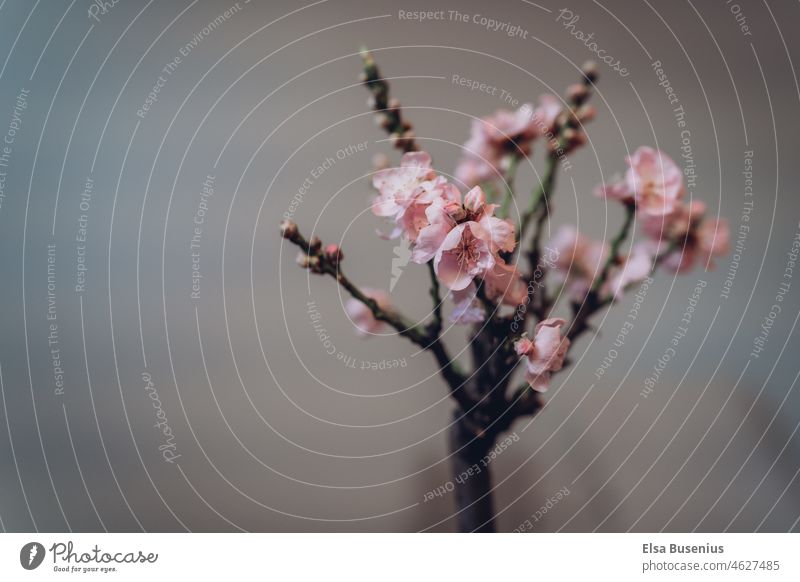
280, 220, 473, 410
360, 48, 418, 153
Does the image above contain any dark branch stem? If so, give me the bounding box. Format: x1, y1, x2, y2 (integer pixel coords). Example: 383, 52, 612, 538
591, 202, 635, 294
426, 261, 443, 337
282, 225, 473, 410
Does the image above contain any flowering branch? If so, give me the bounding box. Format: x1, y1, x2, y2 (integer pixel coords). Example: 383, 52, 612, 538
591, 202, 636, 294
277, 51, 730, 532
517, 62, 598, 249
280, 220, 474, 410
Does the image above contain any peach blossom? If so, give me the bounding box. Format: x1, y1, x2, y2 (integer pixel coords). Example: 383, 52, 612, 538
434, 222, 495, 291
515, 318, 571, 392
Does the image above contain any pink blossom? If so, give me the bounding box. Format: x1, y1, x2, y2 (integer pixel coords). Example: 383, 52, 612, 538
397, 181, 460, 242
462, 186, 515, 253
596, 147, 685, 216
662, 216, 731, 273
606, 242, 654, 299
412, 186, 515, 264
372, 151, 437, 221
515, 318, 570, 392
454, 153, 495, 188
345, 288, 393, 337
639, 198, 730, 273
514, 337, 534, 357
480, 103, 538, 149
640, 199, 706, 242
449, 285, 485, 324
411, 196, 461, 264
454, 103, 545, 188
483, 259, 527, 306
434, 221, 495, 291
547, 225, 608, 298
531, 94, 562, 135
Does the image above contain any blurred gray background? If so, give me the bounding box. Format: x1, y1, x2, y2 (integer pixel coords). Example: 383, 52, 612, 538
0, 0, 799, 532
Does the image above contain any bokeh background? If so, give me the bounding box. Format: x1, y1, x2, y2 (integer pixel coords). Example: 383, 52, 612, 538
0, 0, 799, 532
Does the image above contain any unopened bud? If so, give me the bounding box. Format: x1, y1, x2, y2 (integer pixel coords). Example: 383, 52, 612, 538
581, 61, 599, 84
308, 236, 322, 254
308, 255, 323, 274
576, 104, 596, 123
563, 128, 587, 149
444, 201, 467, 222
280, 219, 298, 239
566, 83, 589, 105
375, 113, 392, 129
296, 252, 310, 268
324, 243, 343, 264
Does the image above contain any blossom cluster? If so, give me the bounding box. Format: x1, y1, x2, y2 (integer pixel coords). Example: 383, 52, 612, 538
329, 98, 728, 396
455, 96, 562, 188
371, 150, 526, 323
549, 146, 731, 301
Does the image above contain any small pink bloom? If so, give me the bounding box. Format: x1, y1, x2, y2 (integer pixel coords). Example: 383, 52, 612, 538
345, 288, 392, 337
519, 318, 570, 392
434, 221, 495, 291
372, 151, 436, 220
596, 147, 685, 216
463, 186, 487, 214
449, 284, 485, 324
642, 198, 729, 273
514, 336, 534, 357
483, 259, 527, 306
697, 217, 730, 262
640, 199, 706, 242
627, 147, 685, 215
479, 215, 516, 253
532, 94, 562, 134
454, 150, 498, 189
454, 103, 544, 188
411, 195, 460, 264
480, 103, 538, 149
607, 242, 654, 299
548, 225, 608, 299
397, 181, 459, 242
595, 173, 633, 203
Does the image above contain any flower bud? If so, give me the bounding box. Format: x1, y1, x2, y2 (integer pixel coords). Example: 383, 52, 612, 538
444, 201, 467, 222
324, 243, 343, 264
566, 83, 589, 105
308, 255, 323, 274
463, 186, 487, 213
308, 236, 322, 254
280, 219, 298, 239
515, 336, 534, 357
296, 252, 310, 268
581, 61, 599, 84
576, 104, 596, 123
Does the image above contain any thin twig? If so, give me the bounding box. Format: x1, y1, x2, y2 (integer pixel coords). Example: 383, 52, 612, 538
500, 154, 521, 219
282, 223, 473, 409
426, 260, 443, 337
360, 48, 418, 153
